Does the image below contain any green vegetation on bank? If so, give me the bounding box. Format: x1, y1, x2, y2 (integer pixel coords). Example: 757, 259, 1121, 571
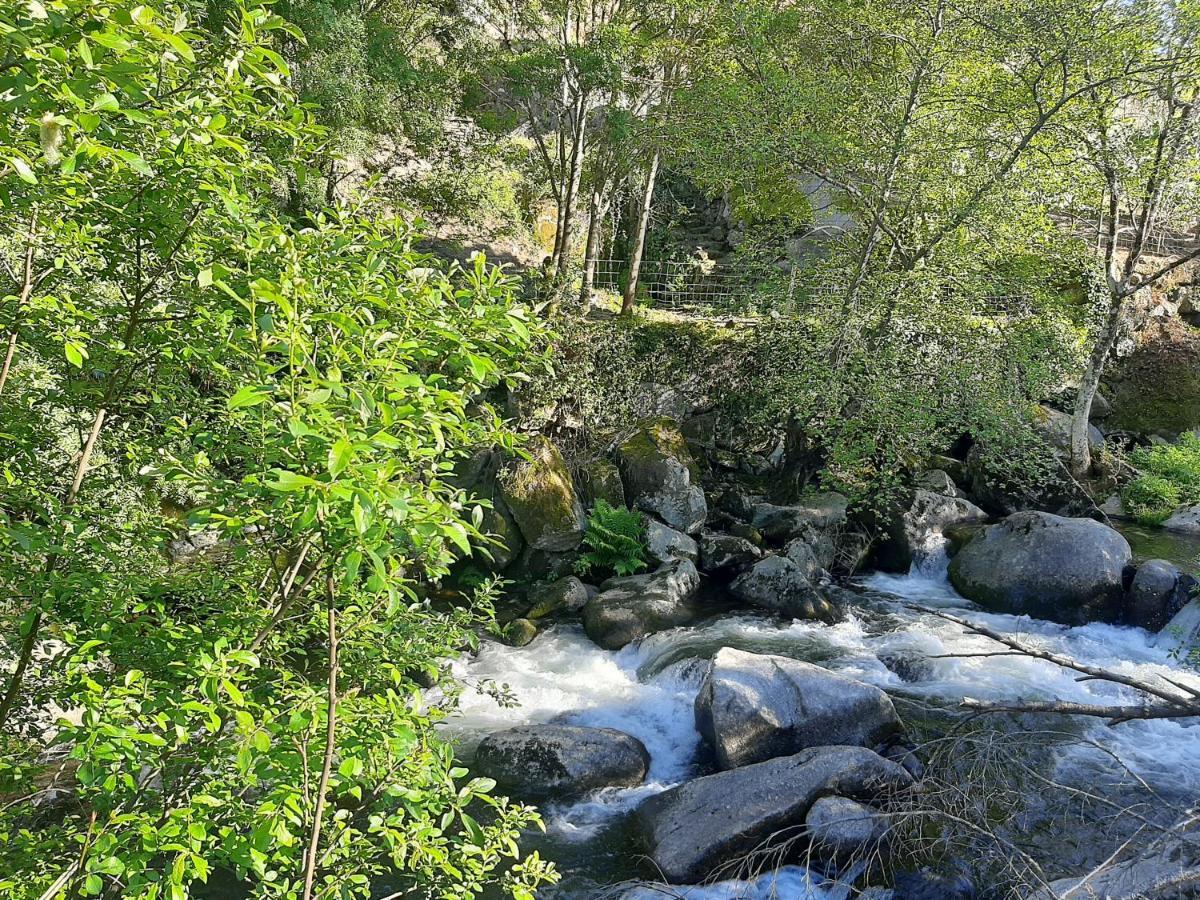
1123, 434, 1200, 524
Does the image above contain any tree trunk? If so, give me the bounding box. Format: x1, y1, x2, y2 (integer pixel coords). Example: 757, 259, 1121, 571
555, 95, 588, 281
579, 187, 606, 304
1069, 286, 1125, 478
622, 151, 660, 315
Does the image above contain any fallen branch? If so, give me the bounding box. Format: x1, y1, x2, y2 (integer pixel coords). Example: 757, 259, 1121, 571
903, 603, 1200, 724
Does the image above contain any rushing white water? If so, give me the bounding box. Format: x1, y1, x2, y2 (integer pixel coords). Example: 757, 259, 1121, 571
446, 544, 1200, 894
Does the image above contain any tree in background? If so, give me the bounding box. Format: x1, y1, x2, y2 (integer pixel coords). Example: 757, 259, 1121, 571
1064, 0, 1200, 476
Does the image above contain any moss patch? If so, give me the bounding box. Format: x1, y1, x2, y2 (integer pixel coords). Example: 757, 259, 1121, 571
1108, 323, 1200, 436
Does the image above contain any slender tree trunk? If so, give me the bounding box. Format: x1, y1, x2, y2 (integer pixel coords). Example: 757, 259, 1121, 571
1070, 287, 1124, 478
555, 94, 588, 281
301, 576, 339, 900
579, 186, 607, 304
0, 407, 106, 729
622, 151, 660, 315
0, 208, 40, 397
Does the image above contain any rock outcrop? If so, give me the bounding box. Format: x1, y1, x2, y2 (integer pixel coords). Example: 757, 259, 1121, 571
750, 493, 849, 544
617, 417, 707, 534
875, 489, 988, 572
698, 531, 762, 578
474, 724, 650, 798
582, 558, 702, 649
645, 519, 700, 565
636, 745, 913, 884
694, 648, 902, 769
948, 511, 1131, 624
499, 436, 587, 552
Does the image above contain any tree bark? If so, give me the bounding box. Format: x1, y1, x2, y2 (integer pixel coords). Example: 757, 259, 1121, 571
622, 151, 660, 315
1069, 288, 1124, 478
555, 93, 589, 281
301, 575, 339, 900
579, 186, 607, 304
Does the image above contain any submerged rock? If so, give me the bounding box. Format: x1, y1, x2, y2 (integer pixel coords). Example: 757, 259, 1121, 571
474, 724, 650, 798
499, 435, 587, 552
947, 511, 1131, 624
694, 647, 902, 769
617, 417, 707, 534
645, 519, 700, 565
635, 745, 913, 884
728, 555, 839, 623
582, 558, 702, 649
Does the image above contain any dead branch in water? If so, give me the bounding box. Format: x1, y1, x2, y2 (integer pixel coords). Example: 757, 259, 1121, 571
902, 603, 1200, 725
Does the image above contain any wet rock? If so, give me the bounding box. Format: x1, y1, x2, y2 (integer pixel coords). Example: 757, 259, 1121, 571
582, 458, 626, 509
783, 538, 823, 580
947, 511, 1131, 624
1156, 597, 1200, 657
617, 417, 707, 534
582, 558, 702, 649
751, 493, 849, 543
474, 725, 650, 798
1164, 504, 1200, 534
728, 556, 840, 623
876, 490, 988, 573
645, 519, 700, 566
501, 618, 538, 647
636, 745, 913, 884
805, 796, 890, 860
525, 576, 590, 619
1127, 560, 1196, 631
695, 647, 902, 769
499, 435, 587, 552
698, 531, 762, 578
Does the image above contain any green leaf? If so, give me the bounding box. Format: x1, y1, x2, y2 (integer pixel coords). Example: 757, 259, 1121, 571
227, 386, 270, 409
92, 93, 120, 112
64, 342, 85, 368
267, 469, 318, 492
328, 438, 352, 477
9, 157, 36, 185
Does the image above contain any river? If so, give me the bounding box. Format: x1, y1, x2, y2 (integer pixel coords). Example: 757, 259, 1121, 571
448, 528, 1200, 898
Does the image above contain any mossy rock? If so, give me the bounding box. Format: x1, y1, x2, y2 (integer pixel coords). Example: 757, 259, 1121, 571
499, 435, 587, 552
452, 450, 525, 571
582, 458, 627, 508
1107, 327, 1200, 437
616, 417, 707, 534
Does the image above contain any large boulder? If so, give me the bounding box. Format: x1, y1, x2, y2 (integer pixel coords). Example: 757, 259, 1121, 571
728, 555, 839, 623
499, 436, 587, 552
948, 511, 1132, 624
1164, 504, 1200, 534
694, 648, 902, 769
645, 519, 700, 566
474, 725, 650, 798
876, 489, 988, 572
636, 745, 913, 884
1126, 560, 1196, 631
1032, 404, 1104, 455
751, 493, 849, 544
582, 559, 702, 649
1156, 597, 1200, 657
698, 531, 762, 578
616, 417, 707, 534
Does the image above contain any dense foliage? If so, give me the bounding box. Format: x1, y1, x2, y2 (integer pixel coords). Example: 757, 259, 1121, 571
1123, 434, 1200, 524
575, 500, 649, 579
0, 2, 555, 897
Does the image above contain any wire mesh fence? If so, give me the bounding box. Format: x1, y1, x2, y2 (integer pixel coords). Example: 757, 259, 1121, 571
587, 257, 1039, 320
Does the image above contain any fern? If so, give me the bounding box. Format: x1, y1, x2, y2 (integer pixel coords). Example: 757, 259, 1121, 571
575, 500, 649, 579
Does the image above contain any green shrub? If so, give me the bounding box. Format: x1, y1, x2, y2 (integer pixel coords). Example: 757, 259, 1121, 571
1123, 433, 1200, 525
575, 500, 649, 579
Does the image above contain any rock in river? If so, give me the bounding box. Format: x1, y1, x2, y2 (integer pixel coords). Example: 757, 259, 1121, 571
947, 511, 1131, 624
695, 647, 902, 769
636, 745, 913, 884
616, 417, 707, 534
582, 558, 701, 649
499, 435, 587, 552
728, 555, 840, 623
474, 724, 650, 798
